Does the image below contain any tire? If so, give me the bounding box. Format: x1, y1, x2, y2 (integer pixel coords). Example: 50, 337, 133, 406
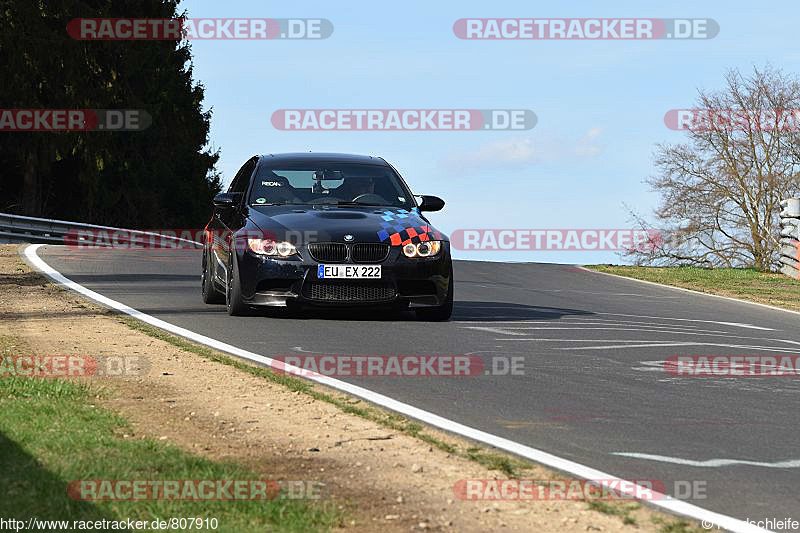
415, 265, 453, 321
226, 252, 252, 316
202, 250, 225, 304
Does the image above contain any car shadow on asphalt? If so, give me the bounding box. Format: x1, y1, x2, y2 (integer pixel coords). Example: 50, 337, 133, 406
67, 273, 198, 283
252, 301, 595, 322
450, 301, 595, 322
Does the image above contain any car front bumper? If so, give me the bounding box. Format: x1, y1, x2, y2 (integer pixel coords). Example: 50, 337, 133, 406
235, 244, 452, 308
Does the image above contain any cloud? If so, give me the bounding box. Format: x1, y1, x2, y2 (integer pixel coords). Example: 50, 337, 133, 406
466, 137, 541, 164
573, 127, 603, 157
442, 128, 603, 170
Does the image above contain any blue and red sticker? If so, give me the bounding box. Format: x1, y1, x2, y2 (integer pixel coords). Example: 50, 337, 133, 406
376, 209, 442, 246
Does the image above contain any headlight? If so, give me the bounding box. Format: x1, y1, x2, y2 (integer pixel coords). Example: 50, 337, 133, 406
276, 241, 295, 256
402, 240, 442, 258
248, 239, 297, 257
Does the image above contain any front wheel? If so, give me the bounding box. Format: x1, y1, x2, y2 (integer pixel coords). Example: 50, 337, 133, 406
415, 266, 453, 321
226, 253, 252, 316
202, 250, 225, 304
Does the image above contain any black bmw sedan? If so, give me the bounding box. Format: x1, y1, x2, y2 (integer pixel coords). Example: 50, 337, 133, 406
201, 153, 453, 320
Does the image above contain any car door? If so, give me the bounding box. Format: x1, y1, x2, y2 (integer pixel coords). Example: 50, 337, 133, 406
211, 156, 258, 282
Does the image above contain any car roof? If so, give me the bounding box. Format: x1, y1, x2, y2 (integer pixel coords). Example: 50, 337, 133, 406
258, 153, 387, 166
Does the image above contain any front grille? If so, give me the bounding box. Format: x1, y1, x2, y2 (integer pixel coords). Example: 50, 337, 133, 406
308, 242, 347, 263
351, 243, 390, 263
308, 282, 396, 302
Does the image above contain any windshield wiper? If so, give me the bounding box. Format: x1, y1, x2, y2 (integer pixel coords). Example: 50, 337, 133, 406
334, 200, 382, 207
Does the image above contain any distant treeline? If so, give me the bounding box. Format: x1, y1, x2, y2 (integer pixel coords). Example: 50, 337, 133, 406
0, 0, 221, 228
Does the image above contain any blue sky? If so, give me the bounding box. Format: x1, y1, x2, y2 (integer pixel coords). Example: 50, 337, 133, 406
182, 0, 798, 263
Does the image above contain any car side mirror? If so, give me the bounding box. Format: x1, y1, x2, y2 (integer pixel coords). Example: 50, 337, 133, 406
418, 195, 445, 212
213, 192, 241, 209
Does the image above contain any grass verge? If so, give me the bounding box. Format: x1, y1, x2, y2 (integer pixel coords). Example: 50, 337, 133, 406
0, 334, 340, 532
587, 265, 800, 313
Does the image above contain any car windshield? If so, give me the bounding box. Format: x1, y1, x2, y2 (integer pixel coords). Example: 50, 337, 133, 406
249, 163, 414, 208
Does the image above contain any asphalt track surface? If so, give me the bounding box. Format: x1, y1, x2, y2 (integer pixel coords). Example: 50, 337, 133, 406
34, 246, 800, 530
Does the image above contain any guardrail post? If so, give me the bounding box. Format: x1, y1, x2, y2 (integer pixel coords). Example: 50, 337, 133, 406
779, 199, 800, 280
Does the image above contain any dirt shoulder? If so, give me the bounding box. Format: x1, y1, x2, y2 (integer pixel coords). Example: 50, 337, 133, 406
1, 245, 698, 532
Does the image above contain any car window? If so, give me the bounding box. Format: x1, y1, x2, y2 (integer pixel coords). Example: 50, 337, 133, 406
228, 157, 257, 194
249, 163, 414, 208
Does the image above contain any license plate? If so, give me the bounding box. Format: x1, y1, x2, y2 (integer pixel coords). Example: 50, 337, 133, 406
317, 264, 381, 279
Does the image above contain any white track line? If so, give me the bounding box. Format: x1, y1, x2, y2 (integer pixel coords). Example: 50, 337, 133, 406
549, 319, 706, 328
466, 323, 729, 333
23, 244, 770, 533
466, 326, 734, 335
612, 453, 800, 469
478, 327, 789, 345
552, 342, 800, 353
458, 316, 775, 331
491, 339, 687, 343
595, 313, 776, 331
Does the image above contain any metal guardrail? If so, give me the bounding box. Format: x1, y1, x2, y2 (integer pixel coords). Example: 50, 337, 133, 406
0, 212, 199, 247
779, 199, 800, 279
0, 212, 113, 244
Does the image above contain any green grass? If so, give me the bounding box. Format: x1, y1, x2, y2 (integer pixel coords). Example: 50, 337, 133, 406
586, 501, 639, 525
650, 515, 706, 533
0, 335, 341, 532
587, 265, 800, 312
587, 501, 711, 532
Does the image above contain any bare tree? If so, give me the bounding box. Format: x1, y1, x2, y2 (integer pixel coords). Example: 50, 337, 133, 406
627, 66, 800, 271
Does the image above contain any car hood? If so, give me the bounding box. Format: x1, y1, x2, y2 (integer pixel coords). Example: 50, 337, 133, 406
246, 205, 447, 245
